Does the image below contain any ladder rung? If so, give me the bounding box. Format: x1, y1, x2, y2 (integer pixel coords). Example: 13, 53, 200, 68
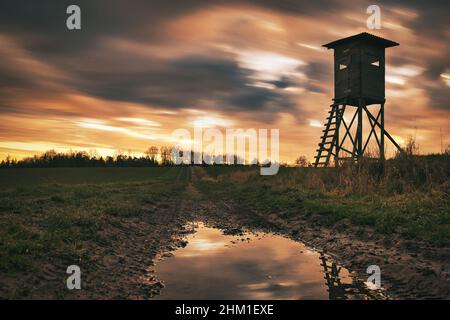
316, 102, 343, 168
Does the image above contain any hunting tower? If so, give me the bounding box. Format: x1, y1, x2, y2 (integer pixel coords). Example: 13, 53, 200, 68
314, 32, 403, 167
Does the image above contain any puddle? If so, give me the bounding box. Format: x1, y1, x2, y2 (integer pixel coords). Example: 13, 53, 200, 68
148, 222, 386, 300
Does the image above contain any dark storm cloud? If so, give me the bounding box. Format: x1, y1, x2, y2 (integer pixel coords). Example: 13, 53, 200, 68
382, 0, 450, 109
0, 0, 346, 55
303, 62, 330, 81
0, 70, 34, 88
230, 88, 286, 109
267, 78, 291, 89
0, 0, 446, 59
68, 56, 244, 107
0, 0, 448, 116
384, 0, 449, 40
426, 86, 450, 110
294, 62, 331, 94
389, 55, 415, 67
65, 55, 295, 117
0, 0, 192, 57
0, 0, 340, 121
419, 47, 450, 110
422, 54, 449, 111
423, 52, 450, 81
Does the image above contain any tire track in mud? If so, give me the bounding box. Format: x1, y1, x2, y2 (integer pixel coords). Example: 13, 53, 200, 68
185, 166, 450, 300
168, 168, 387, 299
53, 166, 447, 299
175, 166, 192, 182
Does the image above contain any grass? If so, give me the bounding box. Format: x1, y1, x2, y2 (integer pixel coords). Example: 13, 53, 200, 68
0, 167, 175, 189
195, 155, 450, 246
202, 165, 257, 178
0, 156, 448, 298
0, 167, 185, 278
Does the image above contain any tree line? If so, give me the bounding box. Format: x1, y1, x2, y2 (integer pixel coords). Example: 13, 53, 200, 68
0, 146, 173, 168
0, 146, 260, 168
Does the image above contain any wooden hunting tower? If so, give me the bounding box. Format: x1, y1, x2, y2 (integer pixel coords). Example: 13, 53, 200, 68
314, 32, 403, 167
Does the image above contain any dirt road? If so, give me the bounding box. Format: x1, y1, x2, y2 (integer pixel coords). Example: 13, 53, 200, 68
1, 166, 448, 299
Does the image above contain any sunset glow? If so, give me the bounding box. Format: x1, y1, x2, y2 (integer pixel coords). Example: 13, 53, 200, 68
0, 1, 448, 162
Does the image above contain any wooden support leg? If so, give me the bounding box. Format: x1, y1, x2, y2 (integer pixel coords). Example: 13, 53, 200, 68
335, 105, 341, 168
357, 99, 364, 160
364, 105, 403, 154
380, 102, 385, 162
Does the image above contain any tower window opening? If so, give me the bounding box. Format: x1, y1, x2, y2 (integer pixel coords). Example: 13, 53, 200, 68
366, 53, 381, 68
339, 63, 348, 70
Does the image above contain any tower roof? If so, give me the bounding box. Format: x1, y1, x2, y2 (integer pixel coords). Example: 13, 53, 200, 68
323, 32, 399, 49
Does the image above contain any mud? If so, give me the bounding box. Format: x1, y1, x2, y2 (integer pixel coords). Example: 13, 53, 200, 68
3, 167, 448, 299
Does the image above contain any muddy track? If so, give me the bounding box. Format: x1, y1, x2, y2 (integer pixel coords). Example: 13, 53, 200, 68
199, 197, 450, 299
70, 167, 450, 299
187, 167, 450, 299
9, 166, 446, 299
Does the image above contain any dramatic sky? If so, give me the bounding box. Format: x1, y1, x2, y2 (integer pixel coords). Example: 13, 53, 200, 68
0, 0, 448, 162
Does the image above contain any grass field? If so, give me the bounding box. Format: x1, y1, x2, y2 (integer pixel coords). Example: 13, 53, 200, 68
197, 156, 450, 246
0, 167, 188, 298
0, 167, 177, 189
0, 157, 449, 298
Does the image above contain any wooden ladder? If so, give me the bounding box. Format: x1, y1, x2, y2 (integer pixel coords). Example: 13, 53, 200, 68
314, 103, 345, 167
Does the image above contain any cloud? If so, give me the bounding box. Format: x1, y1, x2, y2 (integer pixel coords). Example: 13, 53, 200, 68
0, 0, 345, 55
424, 85, 450, 110
1, 0, 446, 114
298, 62, 331, 93
55, 53, 296, 122
0, 0, 448, 160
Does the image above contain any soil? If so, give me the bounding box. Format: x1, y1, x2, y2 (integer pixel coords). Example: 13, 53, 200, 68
3, 167, 448, 299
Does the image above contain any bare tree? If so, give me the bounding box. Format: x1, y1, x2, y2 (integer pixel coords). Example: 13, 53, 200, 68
146, 146, 159, 162
295, 155, 310, 167
160, 146, 171, 165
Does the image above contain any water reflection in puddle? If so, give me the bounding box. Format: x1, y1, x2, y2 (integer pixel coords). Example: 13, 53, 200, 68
149, 222, 384, 300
